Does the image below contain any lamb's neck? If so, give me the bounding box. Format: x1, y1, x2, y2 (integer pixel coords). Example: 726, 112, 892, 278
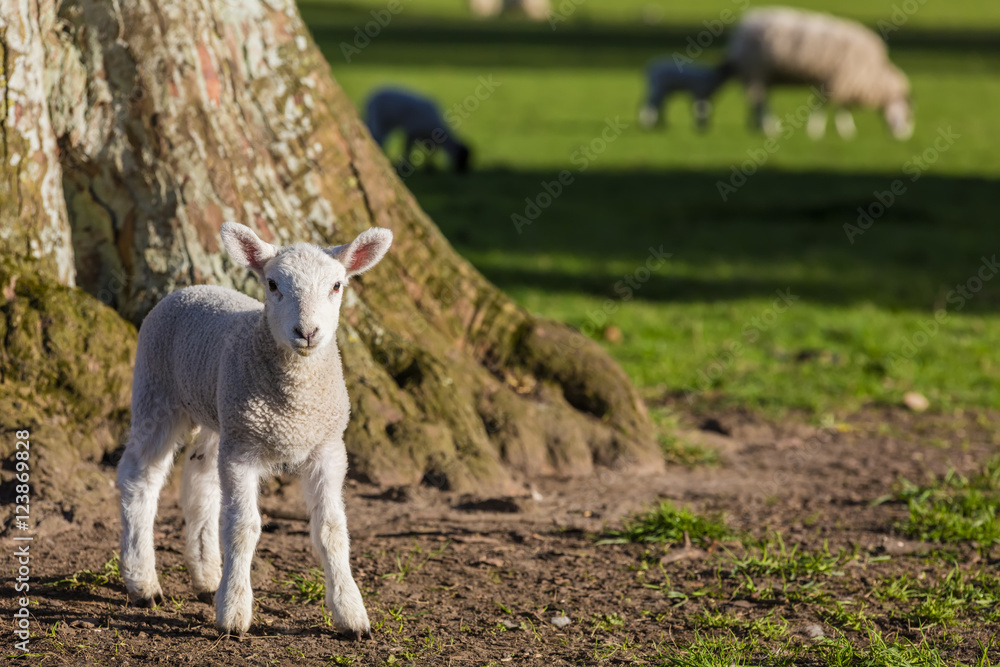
250, 318, 344, 397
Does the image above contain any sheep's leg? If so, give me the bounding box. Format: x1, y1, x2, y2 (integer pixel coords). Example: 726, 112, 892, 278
118, 409, 188, 606
181, 428, 222, 602
693, 98, 712, 132
302, 443, 370, 637
215, 453, 261, 635
747, 81, 769, 132
835, 108, 857, 140
807, 108, 828, 139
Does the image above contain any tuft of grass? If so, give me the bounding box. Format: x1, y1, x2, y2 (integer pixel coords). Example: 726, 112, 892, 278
728, 534, 854, 581
281, 568, 326, 604
890, 456, 1000, 544
44, 554, 121, 591
816, 624, 973, 667
600, 501, 733, 547
381, 541, 449, 583
896, 568, 1000, 628
654, 631, 781, 667
590, 612, 626, 634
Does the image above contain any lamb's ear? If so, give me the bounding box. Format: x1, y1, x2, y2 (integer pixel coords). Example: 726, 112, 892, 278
326, 228, 393, 277
221, 222, 277, 277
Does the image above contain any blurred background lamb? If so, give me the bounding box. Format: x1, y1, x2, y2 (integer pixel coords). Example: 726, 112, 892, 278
364, 87, 473, 173
638, 60, 734, 131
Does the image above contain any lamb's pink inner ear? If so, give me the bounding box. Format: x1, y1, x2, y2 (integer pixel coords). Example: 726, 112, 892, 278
344, 240, 379, 273
239, 237, 268, 273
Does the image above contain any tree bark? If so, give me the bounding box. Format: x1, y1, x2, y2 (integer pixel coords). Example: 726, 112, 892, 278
0, 0, 659, 495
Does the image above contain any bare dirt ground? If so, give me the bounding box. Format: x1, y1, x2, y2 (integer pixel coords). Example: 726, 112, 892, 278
3, 407, 999, 665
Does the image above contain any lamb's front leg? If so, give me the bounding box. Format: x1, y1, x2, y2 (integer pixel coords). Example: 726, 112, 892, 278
302, 443, 370, 638
215, 453, 261, 636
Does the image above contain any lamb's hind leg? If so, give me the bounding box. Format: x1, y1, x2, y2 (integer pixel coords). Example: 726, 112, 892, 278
118, 404, 189, 606
181, 428, 222, 603
302, 443, 370, 637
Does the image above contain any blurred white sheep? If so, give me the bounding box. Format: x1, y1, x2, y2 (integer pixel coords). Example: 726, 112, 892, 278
725, 6, 914, 140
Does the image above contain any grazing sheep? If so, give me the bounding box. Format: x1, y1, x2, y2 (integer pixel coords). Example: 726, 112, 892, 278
638, 60, 733, 131
117, 223, 393, 638
725, 6, 914, 140
365, 87, 472, 173
469, 0, 549, 21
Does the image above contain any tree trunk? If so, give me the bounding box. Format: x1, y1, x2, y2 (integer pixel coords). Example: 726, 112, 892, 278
0, 0, 659, 495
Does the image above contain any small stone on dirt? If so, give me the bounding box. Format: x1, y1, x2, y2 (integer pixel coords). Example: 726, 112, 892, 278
903, 391, 929, 412
501, 619, 520, 630
71, 619, 98, 629
879, 535, 934, 555
802, 623, 825, 639
550, 615, 572, 629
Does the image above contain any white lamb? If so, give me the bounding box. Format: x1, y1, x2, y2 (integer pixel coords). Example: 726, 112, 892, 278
365, 87, 472, 173
117, 223, 393, 639
638, 60, 733, 131
469, 0, 549, 21
725, 6, 914, 140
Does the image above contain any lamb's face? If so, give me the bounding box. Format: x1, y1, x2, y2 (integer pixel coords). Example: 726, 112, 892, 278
262, 245, 346, 357
221, 222, 393, 359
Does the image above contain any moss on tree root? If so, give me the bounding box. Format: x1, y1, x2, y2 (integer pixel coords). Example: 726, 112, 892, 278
0, 258, 136, 503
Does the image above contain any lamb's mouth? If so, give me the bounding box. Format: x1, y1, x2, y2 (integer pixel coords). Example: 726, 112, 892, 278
293, 343, 315, 357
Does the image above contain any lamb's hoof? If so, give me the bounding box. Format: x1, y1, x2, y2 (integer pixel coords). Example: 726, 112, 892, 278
197, 591, 216, 605
353, 628, 372, 642
220, 630, 246, 641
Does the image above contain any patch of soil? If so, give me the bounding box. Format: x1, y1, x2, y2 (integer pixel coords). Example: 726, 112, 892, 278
3, 407, 999, 665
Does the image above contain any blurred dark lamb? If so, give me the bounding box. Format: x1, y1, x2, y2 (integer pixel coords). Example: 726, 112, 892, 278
364, 88, 472, 173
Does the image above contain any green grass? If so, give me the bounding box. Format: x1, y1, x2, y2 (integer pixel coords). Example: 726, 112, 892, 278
728, 534, 854, 581
304, 0, 1000, 416
600, 500, 733, 547
43, 554, 121, 591
886, 456, 1000, 544
281, 568, 327, 603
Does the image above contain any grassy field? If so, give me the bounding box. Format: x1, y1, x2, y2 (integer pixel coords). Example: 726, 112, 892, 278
302, 0, 1000, 417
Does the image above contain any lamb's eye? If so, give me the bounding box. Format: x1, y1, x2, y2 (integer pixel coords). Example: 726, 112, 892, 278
331, 281, 342, 294
267, 279, 278, 292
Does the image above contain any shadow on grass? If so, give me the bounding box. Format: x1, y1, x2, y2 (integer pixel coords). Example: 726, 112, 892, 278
301, 1, 1000, 69
401, 167, 1000, 313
